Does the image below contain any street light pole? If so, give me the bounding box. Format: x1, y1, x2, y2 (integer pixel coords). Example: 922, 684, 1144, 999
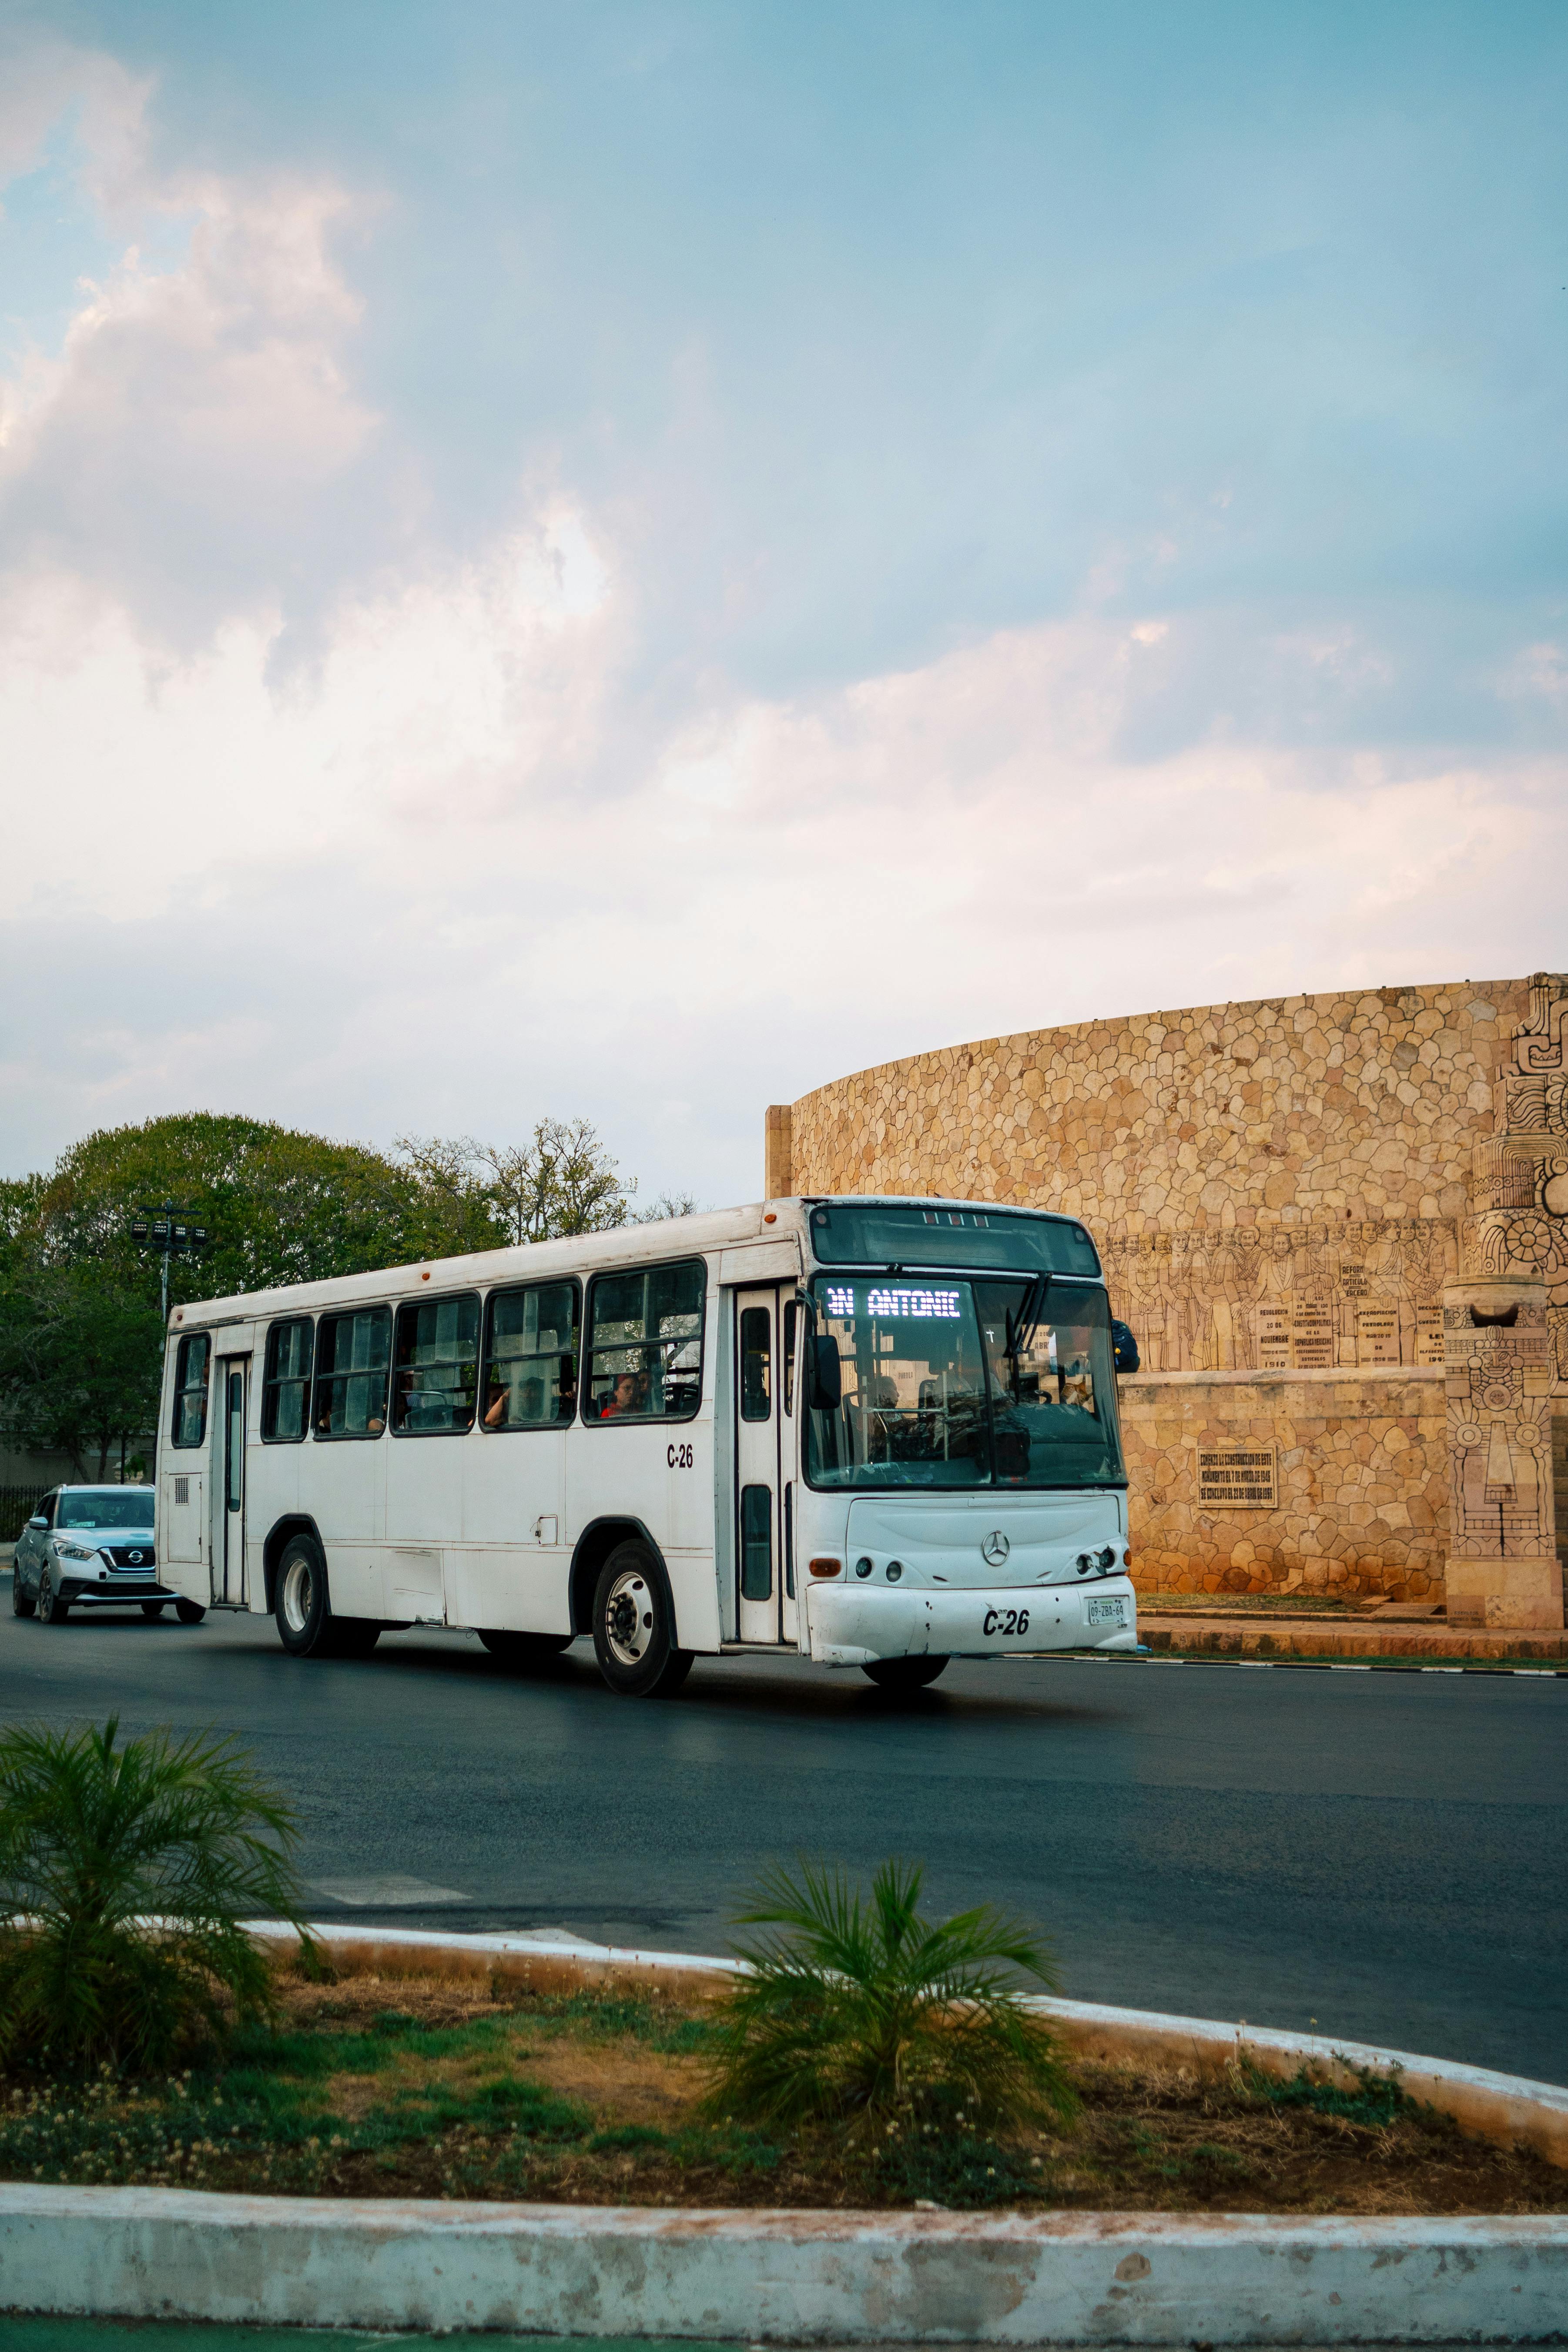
129, 1202, 211, 1333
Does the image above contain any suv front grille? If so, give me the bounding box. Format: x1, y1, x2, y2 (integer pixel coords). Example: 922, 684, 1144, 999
105, 1545, 157, 1570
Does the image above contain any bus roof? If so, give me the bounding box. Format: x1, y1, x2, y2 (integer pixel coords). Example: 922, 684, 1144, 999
164, 1193, 1094, 1330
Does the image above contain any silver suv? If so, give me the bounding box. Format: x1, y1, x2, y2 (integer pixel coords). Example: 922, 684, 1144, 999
11, 1487, 202, 1626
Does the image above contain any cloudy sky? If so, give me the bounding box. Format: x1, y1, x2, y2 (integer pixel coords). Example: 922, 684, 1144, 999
2, 1, 1565, 1203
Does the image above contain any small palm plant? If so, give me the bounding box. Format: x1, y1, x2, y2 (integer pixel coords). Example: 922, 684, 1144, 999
705, 1857, 1078, 2143
0, 1716, 313, 2075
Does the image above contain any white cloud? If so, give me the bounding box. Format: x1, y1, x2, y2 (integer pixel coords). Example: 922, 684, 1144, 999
0, 44, 385, 641
0, 37, 150, 214
3, 544, 1562, 1202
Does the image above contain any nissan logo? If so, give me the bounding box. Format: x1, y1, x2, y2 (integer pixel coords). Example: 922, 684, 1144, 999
981, 1530, 1010, 1566
127, 1551, 143, 1565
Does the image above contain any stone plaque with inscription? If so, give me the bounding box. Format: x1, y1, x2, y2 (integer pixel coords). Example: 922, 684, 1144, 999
1355, 1304, 1401, 1365
1197, 1444, 1279, 1510
1256, 1301, 1291, 1370
1289, 1299, 1335, 1368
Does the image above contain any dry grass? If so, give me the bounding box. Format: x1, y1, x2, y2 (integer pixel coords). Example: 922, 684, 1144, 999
0, 1965, 1560, 2215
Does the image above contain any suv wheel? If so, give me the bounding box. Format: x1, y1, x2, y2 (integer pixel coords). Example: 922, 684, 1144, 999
37, 1571, 70, 1625
12, 1567, 35, 1619
275, 1536, 379, 1659
591, 1543, 691, 1698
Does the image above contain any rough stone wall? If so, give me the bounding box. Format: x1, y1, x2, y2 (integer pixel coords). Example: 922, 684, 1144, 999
780, 972, 1568, 1599
1119, 1371, 1448, 1599
788, 980, 1523, 1235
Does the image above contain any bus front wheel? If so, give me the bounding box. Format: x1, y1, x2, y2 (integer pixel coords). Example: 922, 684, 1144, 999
275, 1535, 379, 1660
591, 1545, 691, 1699
861, 1655, 948, 1692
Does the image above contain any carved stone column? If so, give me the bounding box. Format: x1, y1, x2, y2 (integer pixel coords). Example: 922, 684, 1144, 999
1442, 1274, 1562, 1629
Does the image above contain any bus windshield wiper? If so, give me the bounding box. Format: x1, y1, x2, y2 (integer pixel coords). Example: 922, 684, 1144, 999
1005, 1273, 1050, 1367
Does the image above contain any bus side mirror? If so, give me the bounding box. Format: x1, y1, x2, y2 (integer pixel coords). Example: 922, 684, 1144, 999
807, 1336, 842, 1411
1111, 1320, 1140, 1374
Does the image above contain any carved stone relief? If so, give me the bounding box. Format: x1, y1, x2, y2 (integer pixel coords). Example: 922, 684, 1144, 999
1464, 971, 1568, 1389
1101, 1220, 1455, 1374
1442, 1275, 1562, 1629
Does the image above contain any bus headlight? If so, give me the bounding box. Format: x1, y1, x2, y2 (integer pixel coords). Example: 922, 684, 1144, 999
885, 1561, 903, 1582
854, 1557, 874, 1579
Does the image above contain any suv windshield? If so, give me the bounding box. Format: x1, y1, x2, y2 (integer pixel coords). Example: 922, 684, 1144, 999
803, 1276, 1123, 1491
56, 1491, 154, 1530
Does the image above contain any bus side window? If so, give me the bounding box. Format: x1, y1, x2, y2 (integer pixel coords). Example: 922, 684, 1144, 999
584, 1259, 706, 1423
482, 1280, 580, 1431
740, 1307, 771, 1420
392, 1293, 480, 1434
171, 1334, 211, 1448
313, 1307, 391, 1439
261, 1317, 314, 1443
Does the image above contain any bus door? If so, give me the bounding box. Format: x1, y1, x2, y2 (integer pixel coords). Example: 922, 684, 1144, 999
735, 1287, 795, 1644
212, 1356, 249, 1607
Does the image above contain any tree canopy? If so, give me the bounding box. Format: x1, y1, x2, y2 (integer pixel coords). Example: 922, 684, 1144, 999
0, 1109, 666, 1476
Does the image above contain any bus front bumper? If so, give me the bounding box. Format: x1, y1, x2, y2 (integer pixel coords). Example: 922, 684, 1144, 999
804, 1574, 1137, 1666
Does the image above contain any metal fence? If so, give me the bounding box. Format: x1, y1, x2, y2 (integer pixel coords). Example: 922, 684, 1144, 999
0, 1488, 48, 1544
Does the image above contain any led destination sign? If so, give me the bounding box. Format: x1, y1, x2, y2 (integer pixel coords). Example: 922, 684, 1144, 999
825, 1285, 962, 1320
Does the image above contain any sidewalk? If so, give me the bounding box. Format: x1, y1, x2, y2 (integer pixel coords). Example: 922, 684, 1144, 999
1137, 1610, 1568, 1662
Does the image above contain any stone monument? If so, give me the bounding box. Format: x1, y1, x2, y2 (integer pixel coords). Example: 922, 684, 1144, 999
1442, 1274, 1562, 1630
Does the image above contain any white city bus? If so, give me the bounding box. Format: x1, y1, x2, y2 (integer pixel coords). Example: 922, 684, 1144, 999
154, 1194, 1137, 1696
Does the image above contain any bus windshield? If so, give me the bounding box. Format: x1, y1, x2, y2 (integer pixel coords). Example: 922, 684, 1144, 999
803, 1276, 1123, 1491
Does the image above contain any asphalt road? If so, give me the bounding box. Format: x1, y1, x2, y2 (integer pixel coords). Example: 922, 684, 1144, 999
0, 1592, 1563, 2084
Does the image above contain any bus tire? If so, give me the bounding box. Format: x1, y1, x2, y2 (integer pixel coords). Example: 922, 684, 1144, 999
591, 1544, 692, 1699
274, 1534, 375, 1658
175, 1598, 207, 1625
861, 1655, 948, 1692
479, 1629, 572, 1668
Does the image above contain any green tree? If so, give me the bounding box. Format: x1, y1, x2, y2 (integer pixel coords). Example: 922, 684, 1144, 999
0, 1114, 507, 1469
37, 1112, 502, 1306
0, 1260, 163, 1479
395, 1118, 636, 1245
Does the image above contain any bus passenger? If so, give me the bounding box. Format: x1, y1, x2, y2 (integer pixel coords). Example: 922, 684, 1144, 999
600, 1370, 643, 1419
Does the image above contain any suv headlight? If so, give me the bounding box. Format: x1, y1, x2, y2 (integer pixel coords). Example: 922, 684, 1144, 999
54, 1541, 98, 1561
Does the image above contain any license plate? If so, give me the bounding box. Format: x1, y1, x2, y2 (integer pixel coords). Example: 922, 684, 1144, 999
1086, 1596, 1127, 1626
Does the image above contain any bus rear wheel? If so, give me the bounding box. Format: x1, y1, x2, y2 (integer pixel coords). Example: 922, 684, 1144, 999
275, 1535, 379, 1659
479, 1629, 572, 1669
861, 1655, 948, 1692
591, 1544, 692, 1699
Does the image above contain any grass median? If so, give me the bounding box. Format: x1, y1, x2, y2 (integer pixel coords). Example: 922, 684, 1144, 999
0, 1962, 1561, 2215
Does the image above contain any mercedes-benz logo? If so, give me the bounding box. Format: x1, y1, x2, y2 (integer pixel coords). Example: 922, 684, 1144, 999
981, 1530, 1010, 1566
127, 1551, 143, 1565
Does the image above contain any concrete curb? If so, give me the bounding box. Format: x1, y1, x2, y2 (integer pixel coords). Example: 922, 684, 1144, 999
1, 2188, 1566, 2340
248, 1921, 1568, 2170
3, 1926, 1564, 2339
